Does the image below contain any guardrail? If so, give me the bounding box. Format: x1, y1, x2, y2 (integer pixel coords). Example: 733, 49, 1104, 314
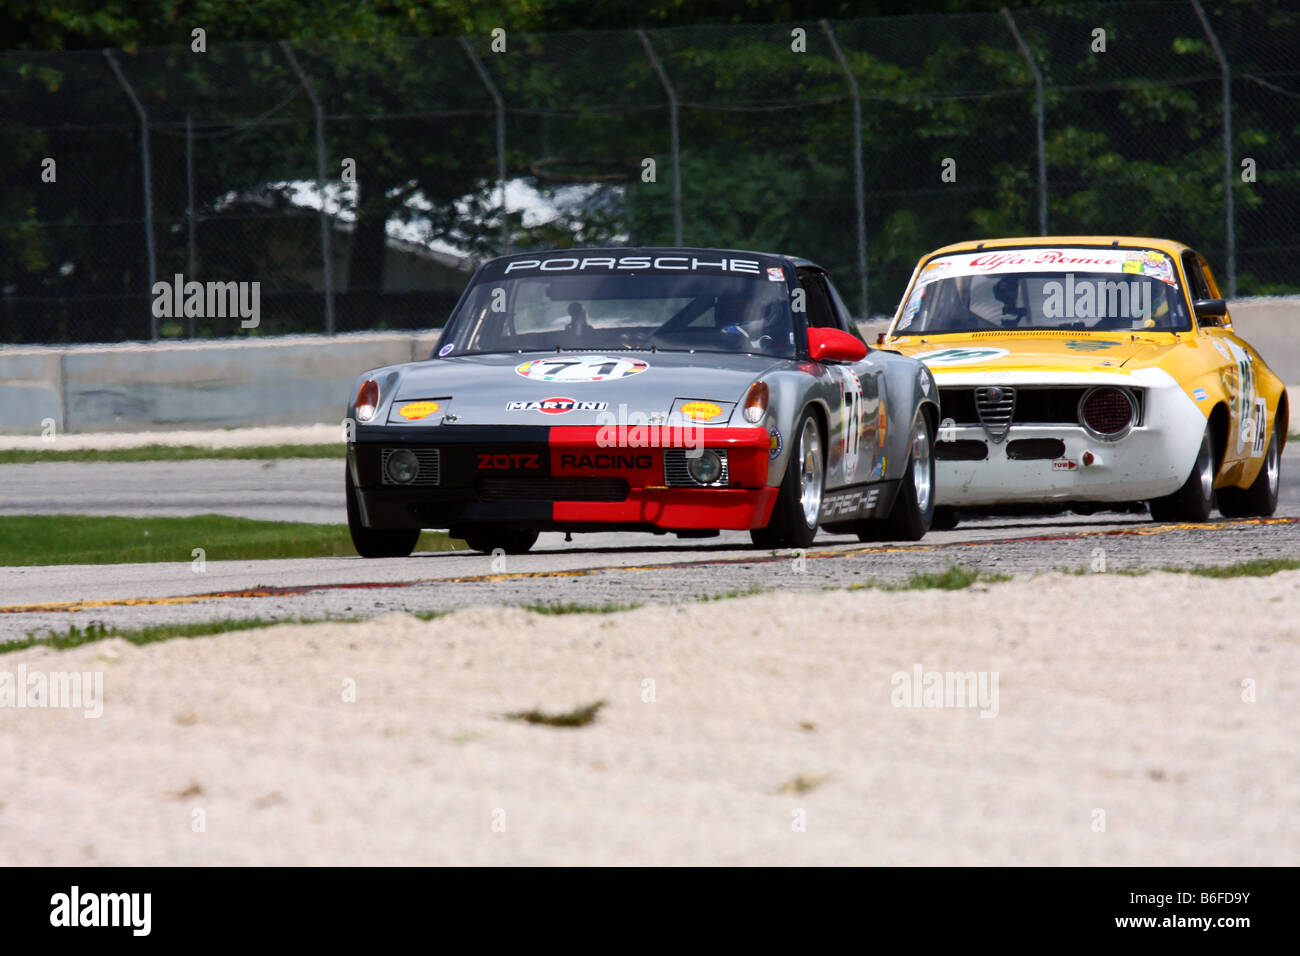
1, 297, 1295, 435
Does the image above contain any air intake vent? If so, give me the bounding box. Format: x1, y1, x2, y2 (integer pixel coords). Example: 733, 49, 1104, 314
477, 477, 628, 501
974, 386, 1017, 443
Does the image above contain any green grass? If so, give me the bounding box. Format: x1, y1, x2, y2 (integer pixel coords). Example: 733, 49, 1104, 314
1060, 558, 1300, 579
521, 600, 644, 615
849, 564, 1012, 592
504, 700, 606, 728
1179, 557, 1300, 579
3, 616, 325, 656
0, 514, 458, 566
0, 443, 345, 464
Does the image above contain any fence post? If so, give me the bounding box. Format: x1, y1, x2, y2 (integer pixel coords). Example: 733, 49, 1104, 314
821, 20, 869, 318
1192, 0, 1235, 298
104, 49, 158, 340
460, 36, 510, 257
185, 112, 197, 338
637, 29, 683, 246
1002, 9, 1048, 236
281, 42, 336, 335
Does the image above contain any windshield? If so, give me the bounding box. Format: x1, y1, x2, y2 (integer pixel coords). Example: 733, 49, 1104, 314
440, 261, 797, 359
895, 247, 1191, 334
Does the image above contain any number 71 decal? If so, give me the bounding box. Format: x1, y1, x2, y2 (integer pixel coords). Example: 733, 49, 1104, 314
516, 355, 649, 382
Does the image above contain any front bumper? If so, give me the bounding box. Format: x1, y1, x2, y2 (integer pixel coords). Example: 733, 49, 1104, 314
350, 424, 778, 532
931, 369, 1208, 506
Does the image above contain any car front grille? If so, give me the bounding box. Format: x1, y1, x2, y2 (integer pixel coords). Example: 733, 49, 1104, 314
476, 477, 629, 502
380, 447, 441, 485
940, 387, 1139, 428
974, 386, 1017, 442
663, 448, 730, 487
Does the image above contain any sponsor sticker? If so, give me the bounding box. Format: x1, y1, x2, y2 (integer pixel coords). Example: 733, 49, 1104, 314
396, 401, 440, 420
913, 347, 1010, 366
1192, 387, 1208, 402
680, 400, 723, 422
768, 426, 783, 460
1065, 339, 1122, 351
516, 355, 649, 383
438, 344, 454, 357
1125, 250, 1176, 285
477, 452, 541, 470
766, 267, 785, 282
560, 452, 653, 470
506, 397, 608, 414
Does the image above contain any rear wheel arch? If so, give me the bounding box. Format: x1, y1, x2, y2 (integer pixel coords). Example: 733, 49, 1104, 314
1277, 390, 1290, 450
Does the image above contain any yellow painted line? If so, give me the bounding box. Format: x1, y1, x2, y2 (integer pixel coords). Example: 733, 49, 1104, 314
2, 516, 1296, 615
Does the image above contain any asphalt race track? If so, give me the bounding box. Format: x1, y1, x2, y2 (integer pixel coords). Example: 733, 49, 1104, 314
2, 450, 1299, 641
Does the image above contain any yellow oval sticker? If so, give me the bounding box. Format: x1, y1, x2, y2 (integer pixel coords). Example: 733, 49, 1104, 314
398, 401, 440, 420
680, 401, 723, 422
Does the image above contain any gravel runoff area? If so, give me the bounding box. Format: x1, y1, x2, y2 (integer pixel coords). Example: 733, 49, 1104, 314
1, 572, 1295, 865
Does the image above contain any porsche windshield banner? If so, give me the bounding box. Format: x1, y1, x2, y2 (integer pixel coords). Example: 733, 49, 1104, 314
483, 253, 781, 279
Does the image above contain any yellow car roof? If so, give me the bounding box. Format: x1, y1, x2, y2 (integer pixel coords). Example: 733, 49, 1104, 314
921, 236, 1191, 259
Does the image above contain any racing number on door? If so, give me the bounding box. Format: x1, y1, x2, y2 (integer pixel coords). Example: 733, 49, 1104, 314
838, 368, 864, 480
1224, 340, 1261, 456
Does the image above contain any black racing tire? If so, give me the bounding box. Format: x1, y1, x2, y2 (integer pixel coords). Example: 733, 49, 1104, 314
346, 464, 420, 558
750, 408, 825, 549
858, 413, 935, 542
1149, 423, 1215, 523
462, 528, 540, 555
931, 506, 959, 532
1217, 420, 1282, 518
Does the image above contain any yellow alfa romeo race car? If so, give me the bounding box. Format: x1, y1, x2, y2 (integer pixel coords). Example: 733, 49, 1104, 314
881, 236, 1288, 524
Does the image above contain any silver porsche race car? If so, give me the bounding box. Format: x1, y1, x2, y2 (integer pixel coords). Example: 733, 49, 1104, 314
345, 248, 940, 555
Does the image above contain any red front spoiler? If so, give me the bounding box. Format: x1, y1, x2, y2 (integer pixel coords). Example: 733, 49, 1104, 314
547, 424, 778, 530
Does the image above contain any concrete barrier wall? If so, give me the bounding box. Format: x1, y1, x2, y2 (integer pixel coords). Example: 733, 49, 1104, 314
0, 298, 1295, 435
0, 332, 440, 435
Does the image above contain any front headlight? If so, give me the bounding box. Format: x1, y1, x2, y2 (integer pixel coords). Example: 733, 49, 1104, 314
687, 450, 723, 485
742, 381, 769, 424
385, 449, 418, 483
355, 380, 380, 422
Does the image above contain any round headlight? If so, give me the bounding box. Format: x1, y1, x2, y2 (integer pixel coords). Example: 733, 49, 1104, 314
687, 450, 723, 485
386, 449, 419, 484
1079, 386, 1136, 439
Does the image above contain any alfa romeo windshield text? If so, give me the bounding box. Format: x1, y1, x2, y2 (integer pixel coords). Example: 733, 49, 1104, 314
896, 247, 1192, 334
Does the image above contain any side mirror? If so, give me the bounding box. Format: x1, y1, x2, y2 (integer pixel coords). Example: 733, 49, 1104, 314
1194, 298, 1227, 324
808, 327, 867, 363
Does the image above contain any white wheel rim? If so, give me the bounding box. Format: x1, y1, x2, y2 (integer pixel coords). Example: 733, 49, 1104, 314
912, 419, 932, 515
799, 419, 823, 528
1266, 432, 1280, 496
1197, 433, 1214, 501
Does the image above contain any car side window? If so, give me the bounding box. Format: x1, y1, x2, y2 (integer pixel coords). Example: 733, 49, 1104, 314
796, 269, 843, 331
1182, 251, 1211, 300
1195, 253, 1224, 299
824, 278, 862, 337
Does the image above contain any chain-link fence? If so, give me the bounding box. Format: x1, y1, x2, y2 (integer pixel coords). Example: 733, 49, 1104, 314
2, 0, 1297, 345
